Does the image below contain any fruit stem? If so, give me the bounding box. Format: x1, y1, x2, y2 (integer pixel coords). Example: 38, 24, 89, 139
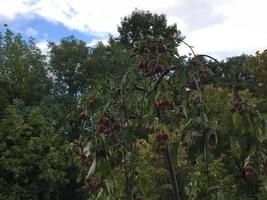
165, 145, 181, 200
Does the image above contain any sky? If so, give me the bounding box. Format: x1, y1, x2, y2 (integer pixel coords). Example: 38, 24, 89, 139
0, 0, 266, 59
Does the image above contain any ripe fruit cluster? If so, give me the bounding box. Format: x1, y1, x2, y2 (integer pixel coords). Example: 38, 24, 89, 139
133, 43, 169, 55
181, 140, 190, 148
97, 117, 122, 145
155, 99, 170, 111
190, 79, 198, 90
98, 117, 112, 133
229, 98, 246, 116
79, 111, 87, 120
156, 132, 169, 142
73, 139, 87, 162
138, 60, 165, 75
207, 132, 217, 151
87, 97, 95, 109
199, 68, 208, 80
79, 98, 95, 121
134, 43, 169, 76
175, 111, 184, 119
81, 177, 103, 193
155, 132, 169, 155
243, 166, 254, 179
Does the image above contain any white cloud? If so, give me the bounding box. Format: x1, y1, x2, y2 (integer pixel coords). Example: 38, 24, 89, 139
0, 0, 266, 58
182, 0, 267, 58
25, 27, 38, 36
36, 40, 48, 54
0, 0, 31, 20
87, 38, 108, 47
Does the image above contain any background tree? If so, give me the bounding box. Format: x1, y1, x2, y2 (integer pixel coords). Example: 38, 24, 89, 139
0, 101, 84, 200
0, 29, 51, 115
48, 36, 92, 99
0, 29, 84, 200
116, 9, 183, 49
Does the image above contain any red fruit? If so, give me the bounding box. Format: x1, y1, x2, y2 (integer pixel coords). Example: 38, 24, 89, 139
79, 111, 87, 120
93, 181, 103, 192
86, 176, 93, 184
184, 163, 193, 173
181, 140, 189, 147
176, 111, 183, 118
100, 117, 112, 128
138, 60, 148, 70
154, 64, 165, 74
155, 100, 170, 111
148, 68, 155, 76
245, 170, 254, 179
137, 47, 148, 54
243, 166, 251, 171
156, 132, 169, 142
233, 100, 242, 108
128, 112, 137, 119
190, 59, 197, 66
73, 139, 81, 146
136, 196, 143, 200
143, 48, 149, 53
87, 98, 94, 109
160, 44, 168, 53
133, 47, 140, 53
239, 109, 246, 116
230, 106, 236, 113
200, 68, 207, 74
114, 122, 123, 129
164, 100, 171, 107
200, 72, 208, 80
80, 153, 86, 161
155, 144, 166, 155
146, 126, 154, 134
109, 133, 118, 144
98, 125, 107, 133
259, 160, 267, 165
208, 132, 217, 147
81, 185, 88, 193
149, 44, 156, 53
96, 149, 106, 158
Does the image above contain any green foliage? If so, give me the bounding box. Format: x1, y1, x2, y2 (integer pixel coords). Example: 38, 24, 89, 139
48, 36, 92, 97
116, 9, 183, 48
0, 10, 266, 200
0, 101, 83, 199
0, 29, 51, 113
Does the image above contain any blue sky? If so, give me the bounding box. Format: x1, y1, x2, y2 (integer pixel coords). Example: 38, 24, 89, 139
0, 16, 92, 43
0, 0, 266, 59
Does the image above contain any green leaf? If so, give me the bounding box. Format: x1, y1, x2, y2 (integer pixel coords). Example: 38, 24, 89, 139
230, 137, 241, 158
96, 188, 104, 200
182, 101, 188, 119
104, 179, 112, 194
233, 112, 242, 130
262, 177, 267, 191
99, 159, 112, 177
76, 173, 82, 183
241, 115, 251, 134
83, 142, 91, 157
86, 158, 96, 179
169, 142, 179, 167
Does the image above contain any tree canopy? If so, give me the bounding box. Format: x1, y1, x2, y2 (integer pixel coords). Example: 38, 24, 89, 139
0, 9, 266, 200
116, 9, 183, 49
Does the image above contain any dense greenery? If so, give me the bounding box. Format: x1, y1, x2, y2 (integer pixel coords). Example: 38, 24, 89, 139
0, 9, 266, 200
